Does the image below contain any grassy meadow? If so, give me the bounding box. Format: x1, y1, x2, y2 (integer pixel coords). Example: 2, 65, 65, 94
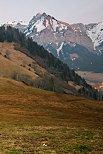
0, 78, 103, 153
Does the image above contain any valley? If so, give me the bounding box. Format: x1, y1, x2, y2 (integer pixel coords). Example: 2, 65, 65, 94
77, 71, 103, 92
0, 10, 103, 153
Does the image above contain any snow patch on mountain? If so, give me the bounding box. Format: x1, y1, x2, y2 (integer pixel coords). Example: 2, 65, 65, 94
34, 17, 45, 32
57, 42, 64, 56
87, 22, 103, 49
52, 19, 58, 31
51, 19, 67, 32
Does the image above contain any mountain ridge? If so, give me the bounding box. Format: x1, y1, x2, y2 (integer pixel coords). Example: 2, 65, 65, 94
23, 13, 103, 73
4, 12, 103, 51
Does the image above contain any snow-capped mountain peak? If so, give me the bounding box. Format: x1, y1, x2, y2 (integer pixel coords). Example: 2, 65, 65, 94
25, 13, 68, 36
5, 21, 28, 27
24, 13, 94, 51
3, 12, 103, 73
24, 12, 103, 54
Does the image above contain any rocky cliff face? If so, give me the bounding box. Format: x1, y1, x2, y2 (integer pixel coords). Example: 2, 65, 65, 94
24, 13, 94, 50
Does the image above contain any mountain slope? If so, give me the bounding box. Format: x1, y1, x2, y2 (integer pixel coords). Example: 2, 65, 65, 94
23, 13, 103, 73
0, 26, 100, 99
0, 42, 74, 94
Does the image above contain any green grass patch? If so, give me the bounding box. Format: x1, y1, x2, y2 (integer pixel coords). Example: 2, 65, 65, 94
6, 149, 22, 154
75, 144, 92, 152
0, 127, 3, 131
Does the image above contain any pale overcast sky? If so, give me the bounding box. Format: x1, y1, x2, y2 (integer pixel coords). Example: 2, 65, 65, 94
0, 0, 103, 24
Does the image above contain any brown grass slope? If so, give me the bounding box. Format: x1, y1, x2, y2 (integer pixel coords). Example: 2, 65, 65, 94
0, 78, 103, 128
0, 42, 78, 95
0, 78, 103, 153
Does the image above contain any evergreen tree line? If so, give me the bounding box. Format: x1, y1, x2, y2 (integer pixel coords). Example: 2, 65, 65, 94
0, 26, 102, 100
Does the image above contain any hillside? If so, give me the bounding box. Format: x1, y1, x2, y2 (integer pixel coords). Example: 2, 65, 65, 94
0, 42, 80, 95
0, 78, 103, 153
0, 26, 100, 99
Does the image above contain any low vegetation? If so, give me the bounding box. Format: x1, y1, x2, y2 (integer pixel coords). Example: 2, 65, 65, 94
0, 78, 103, 153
